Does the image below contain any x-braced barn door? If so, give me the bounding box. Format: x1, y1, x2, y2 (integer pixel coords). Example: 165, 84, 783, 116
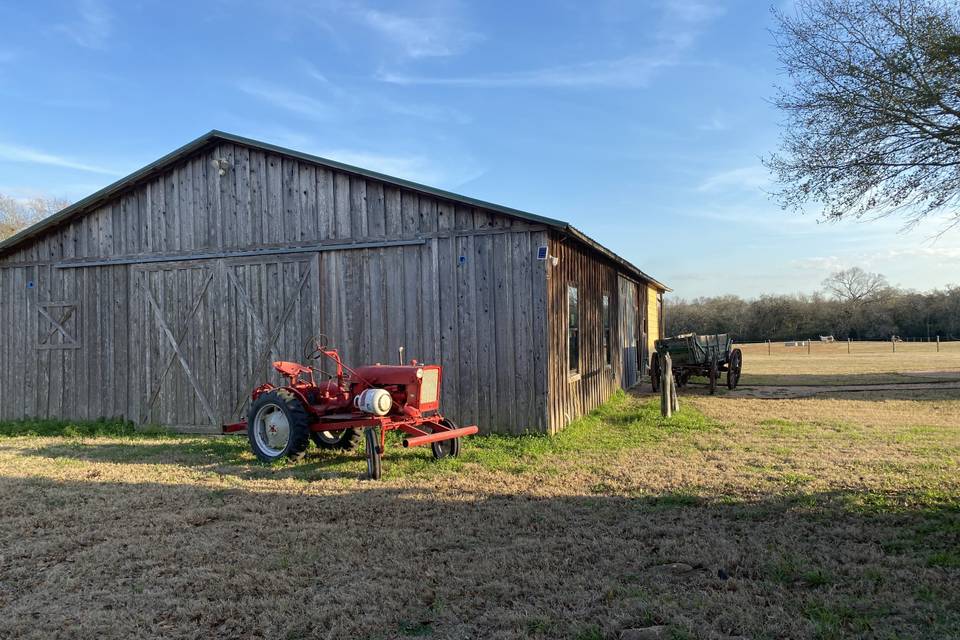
131, 262, 220, 430
130, 255, 321, 431
222, 255, 321, 425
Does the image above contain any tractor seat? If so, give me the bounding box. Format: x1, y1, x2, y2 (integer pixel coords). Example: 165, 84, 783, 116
273, 361, 312, 378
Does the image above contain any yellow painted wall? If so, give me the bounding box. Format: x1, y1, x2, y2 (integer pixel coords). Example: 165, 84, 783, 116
646, 285, 661, 360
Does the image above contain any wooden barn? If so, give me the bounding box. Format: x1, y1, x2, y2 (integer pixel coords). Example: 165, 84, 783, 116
0, 131, 668, 435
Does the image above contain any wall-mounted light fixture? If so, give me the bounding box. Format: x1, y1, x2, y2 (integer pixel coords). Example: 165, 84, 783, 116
211, 158, 231, 176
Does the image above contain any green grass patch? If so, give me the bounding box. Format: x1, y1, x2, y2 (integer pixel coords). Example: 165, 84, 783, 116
0, 418, 166, 438
6, 392, 718, 481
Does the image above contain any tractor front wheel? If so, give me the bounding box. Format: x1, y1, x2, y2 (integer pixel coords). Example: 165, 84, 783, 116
364, 428, 382, 480
247, 390, 311, 463
311, 428, 361, 451
431, 418, 462, 460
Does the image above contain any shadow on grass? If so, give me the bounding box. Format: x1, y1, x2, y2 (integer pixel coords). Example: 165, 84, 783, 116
11, 391, 720, 481
1, 474, 957, 640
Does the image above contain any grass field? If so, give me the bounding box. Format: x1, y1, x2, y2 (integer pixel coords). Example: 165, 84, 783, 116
735, 340, 960, 386
1, 345, 959, 639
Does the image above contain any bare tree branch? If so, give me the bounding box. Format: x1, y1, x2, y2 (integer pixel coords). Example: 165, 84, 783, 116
766, 0, 960, 230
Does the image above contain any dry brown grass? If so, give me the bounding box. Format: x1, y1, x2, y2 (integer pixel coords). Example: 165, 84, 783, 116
1, 380, 959, 638
736, 341, 960, 386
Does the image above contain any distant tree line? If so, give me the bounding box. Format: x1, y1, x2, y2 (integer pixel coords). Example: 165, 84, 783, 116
666, 268, 960, 342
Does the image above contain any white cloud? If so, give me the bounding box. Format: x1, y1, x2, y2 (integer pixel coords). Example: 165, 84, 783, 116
698, 111, 729, 131
57, 0, 113, 50
236, 79, 335, 121
697, 166, 770, 192
0, 141, 119, 175
355, 7, 482, 58
377, 0, 723, 89
379, 55, 674, 89
314, 147, 484, 188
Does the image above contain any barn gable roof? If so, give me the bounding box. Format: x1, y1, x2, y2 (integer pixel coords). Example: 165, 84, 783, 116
0, 130, 668, 291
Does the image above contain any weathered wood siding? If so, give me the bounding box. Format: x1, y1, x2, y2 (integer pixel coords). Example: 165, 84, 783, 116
0, 141, 549, 433
546, 233, 624, 433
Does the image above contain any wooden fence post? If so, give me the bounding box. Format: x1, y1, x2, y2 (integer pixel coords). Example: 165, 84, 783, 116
847, 337, 851, 354
670, 367, 679, 414
661, 353, 673, 418
767, 339, 771, 356
892, 337, 896, 352
807, 340, 811, 355
937, 335, 940, 352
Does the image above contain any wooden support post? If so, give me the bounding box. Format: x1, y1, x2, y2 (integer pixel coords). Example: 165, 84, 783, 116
807, 340, 811, 355
767, 339, 771, 356
670, 370, 679, 414
847, 337, 851, 354
661, 353, 673, 418
892, 337, 896, 352
937, 335, 940, 352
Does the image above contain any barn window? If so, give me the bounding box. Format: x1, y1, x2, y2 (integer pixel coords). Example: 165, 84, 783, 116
37, 302, 80, 350
568, 285, 579, 375
602, 294, 611, 366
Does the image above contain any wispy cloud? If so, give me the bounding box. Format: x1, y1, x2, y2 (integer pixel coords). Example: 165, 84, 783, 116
379, 55, 675, 89
697, 166, 770, 192
313, 147, 484, 188
0, 141, 118, 175
377, 0, 723, 89
57, 0, 113, 50
355, 7, 482, 58
698, 110, 730, 131
236, 79, 335, 121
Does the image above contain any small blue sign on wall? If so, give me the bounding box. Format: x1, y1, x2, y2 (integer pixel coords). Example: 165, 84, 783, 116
27, 281, 35, 289
458, 255, 467, 265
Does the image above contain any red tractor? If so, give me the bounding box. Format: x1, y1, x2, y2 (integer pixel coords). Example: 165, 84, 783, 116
223, 338, 477, 479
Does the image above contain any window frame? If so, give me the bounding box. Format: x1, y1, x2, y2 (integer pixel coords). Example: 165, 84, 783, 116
602, 293, 612, 368
567, 283, 580, 379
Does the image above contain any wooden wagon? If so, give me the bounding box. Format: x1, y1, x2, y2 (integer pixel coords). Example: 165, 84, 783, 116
650, 333, 742, 394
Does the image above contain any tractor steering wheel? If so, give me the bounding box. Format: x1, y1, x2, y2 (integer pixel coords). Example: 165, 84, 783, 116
303, 334, 330, 362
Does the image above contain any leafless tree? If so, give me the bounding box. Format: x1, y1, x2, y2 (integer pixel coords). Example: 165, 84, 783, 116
822, 267, 890, 304
0, 193, 70, 241
767, 0, 960, 230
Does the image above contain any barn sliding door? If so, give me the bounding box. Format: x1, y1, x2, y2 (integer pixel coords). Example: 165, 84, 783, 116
618, 276, 640, 389
129, 255, 320, 431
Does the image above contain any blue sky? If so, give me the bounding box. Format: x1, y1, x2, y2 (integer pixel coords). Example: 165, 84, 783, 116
1, 0, 958, 298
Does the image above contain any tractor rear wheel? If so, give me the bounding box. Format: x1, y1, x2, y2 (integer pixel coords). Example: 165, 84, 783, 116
364, 428, 382, 480
311, 428, 361, 451
247, 390, 311, 463
431, 418, 461, 459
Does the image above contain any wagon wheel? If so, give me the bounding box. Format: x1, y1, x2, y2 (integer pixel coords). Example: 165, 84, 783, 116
247, 390, 311, 463
708, 359, 718, 395
727, 348, 743, 390
364, 428, 382, 480
430, 418, 462, 460
650, 355, 662, 393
